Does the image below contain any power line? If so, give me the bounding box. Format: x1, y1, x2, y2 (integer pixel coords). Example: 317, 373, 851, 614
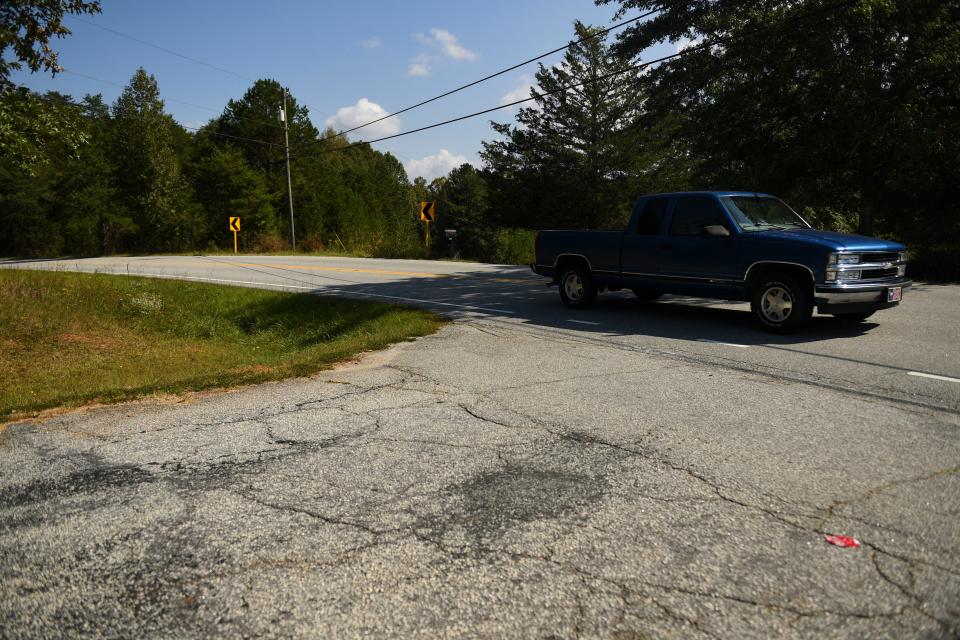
73, 17, 257, 83
70, 17, 334, 121
61, 70, 281, 147
181, 124, 282, 148
62, 69, 285, 130
294, 0, 857, 159
321, 8, 662, 143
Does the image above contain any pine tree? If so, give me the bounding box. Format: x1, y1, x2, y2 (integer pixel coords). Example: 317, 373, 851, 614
112, 68, 188, 251
482, 21, 642, 230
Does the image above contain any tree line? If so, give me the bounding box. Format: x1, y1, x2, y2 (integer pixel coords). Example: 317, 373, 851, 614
2, 1, 958, 278
0, 70, 423, 257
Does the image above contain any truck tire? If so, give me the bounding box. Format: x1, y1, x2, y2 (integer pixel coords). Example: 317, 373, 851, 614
749, 273, 813, 333
558, 265, 598, 310
833, 311, 875, 322
632, 289, 663, 301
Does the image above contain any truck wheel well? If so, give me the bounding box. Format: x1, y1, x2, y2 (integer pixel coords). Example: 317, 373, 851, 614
746, 263, 814, 293
555, 255, 591, 274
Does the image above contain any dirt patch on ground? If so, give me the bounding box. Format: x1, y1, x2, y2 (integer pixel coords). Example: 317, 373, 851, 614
228, 364, 275, 376
60, 333, 113, 349
329, 336, 414, 373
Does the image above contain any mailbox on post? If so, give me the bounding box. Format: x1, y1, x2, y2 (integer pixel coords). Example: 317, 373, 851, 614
444, 229, 458, 259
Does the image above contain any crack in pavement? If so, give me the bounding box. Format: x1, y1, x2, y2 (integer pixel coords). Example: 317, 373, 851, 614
436, 398, 959, 633
468, 319, 960, 415
3, 318, 958, 637
817, 466, 960, 530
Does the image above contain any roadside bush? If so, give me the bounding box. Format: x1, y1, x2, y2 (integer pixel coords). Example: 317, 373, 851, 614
907, 247, 960, 283
800, 206, 858, 234
251, 232, 286, 253
493, 228, 536, 265
299, 236, 325, 253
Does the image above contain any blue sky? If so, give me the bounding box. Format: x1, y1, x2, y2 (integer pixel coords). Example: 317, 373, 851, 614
12, 0, 674, 181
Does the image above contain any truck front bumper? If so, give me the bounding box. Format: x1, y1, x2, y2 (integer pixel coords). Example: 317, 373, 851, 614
814, 278, 912, 313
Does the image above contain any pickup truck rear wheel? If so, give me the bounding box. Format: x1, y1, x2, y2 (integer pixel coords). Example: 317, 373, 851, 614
749, 274, 813, 333
558, 265, 597, 310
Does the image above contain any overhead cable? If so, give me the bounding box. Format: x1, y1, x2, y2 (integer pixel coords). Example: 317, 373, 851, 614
324, 8, 662, 141
296, 0, 857, 158
62, 69, 285, 131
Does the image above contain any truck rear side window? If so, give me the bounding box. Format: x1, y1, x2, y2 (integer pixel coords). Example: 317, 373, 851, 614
637, 197, 668, 235
669, 196, 728, 236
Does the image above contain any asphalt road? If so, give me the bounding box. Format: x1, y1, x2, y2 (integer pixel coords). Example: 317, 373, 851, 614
2, 255, 959, 638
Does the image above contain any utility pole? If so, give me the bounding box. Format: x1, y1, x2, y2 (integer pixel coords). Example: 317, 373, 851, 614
281, 87, 296, 251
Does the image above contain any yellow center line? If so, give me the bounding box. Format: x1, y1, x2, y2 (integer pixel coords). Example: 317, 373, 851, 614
230, 262, 448, 278
124, 259, 541, 285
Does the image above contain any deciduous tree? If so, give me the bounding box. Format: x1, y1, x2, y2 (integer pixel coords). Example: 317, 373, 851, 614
597, 0, 960, 241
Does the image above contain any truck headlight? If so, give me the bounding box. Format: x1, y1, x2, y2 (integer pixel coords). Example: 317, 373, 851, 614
898, 251, 907, 262
827, 268, 861, 282
827, 253, 860, 266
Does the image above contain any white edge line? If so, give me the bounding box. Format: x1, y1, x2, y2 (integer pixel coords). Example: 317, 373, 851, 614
696, 338, 751, 348
568, 319, 601, 326
91, 271, 516, 315
907, 371, 960, 384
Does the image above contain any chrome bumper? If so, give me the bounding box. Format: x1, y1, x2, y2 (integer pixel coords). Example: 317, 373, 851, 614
815, 278, 911, 305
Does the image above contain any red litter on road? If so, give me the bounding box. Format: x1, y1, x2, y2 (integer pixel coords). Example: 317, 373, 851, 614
825, 534, 861, 548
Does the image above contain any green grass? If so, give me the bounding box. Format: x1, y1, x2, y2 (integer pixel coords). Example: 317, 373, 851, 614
0, 269, 444, 421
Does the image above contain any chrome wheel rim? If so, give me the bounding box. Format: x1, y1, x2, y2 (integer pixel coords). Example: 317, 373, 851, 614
761, 286, 793, 323
563, 273, 584, 302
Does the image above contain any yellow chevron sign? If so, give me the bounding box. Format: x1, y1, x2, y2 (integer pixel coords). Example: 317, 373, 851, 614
419, 202, 435, 222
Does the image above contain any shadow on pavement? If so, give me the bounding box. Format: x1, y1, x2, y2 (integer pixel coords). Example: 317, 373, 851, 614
213, 261, 884, 348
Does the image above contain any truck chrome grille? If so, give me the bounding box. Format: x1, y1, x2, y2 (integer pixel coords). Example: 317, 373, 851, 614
861, 251, 900, 263
861, 267, 899, 280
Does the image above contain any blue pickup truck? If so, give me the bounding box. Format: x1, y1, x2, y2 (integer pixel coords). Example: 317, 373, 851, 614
531, 191, 910, 332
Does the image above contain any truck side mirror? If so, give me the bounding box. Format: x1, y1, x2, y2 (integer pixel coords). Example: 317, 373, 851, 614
702, 225, 730, 237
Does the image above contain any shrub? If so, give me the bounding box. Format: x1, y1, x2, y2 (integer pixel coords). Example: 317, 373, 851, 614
299, 236, 325, 253
493, 228, 536, 265
251, 232, 287, 253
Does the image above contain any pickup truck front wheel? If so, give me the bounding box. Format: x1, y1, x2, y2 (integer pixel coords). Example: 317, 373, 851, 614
558, 265, 598, 310
749, 274, 813, 333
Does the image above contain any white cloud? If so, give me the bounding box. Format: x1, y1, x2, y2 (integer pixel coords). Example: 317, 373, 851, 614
430, 28, 477, 61
500, 75, 534, 107
407, 29, 475, 78
325, 99, 400, 137
408, 53, 431, 77
359, 36, 381, 49
675, 35, 704, 54
406, 149, 469, 181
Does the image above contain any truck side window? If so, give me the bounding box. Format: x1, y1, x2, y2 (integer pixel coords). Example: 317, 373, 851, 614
636, 197, 668, 235
669, 196, 728, 236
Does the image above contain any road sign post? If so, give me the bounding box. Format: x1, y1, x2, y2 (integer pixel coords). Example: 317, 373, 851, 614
419, 202, 435, 252
229, 217, 241, 254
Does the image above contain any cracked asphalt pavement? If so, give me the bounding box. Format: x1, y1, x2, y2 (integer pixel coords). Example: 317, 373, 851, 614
2, 256, 959, 638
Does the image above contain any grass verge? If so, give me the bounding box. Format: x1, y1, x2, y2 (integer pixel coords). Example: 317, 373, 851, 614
1, 269, 444, 422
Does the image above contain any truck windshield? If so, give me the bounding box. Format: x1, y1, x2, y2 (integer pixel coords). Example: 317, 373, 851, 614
721, 196, 810, 231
